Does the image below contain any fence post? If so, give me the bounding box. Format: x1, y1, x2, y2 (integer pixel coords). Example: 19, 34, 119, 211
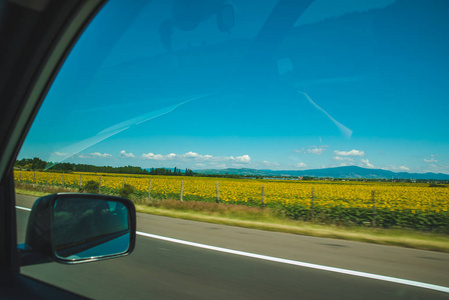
261, 185, 265, 208
122, 177, 125, 188
79, 174, 82, 188
148, 179, 151, 203
46, 172, 49, 187
180, 180, 184, 202
372, 190, 376, 227
62, 173, 64, 188
310, 187, 315, 221
33, 172, 36, 187
19, 172, 21, 183
99, 176, 102, 194
216, 182, 219, 203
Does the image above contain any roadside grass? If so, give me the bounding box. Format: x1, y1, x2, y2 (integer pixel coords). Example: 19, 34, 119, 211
136, 199, 449, 253
15, 183, 78, 196
15, 187, 449, 253
15, 189, 50, 197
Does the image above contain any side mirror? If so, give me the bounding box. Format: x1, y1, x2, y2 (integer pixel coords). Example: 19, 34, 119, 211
19, 193, 136, 265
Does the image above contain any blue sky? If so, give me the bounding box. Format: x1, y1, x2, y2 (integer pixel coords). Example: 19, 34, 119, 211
19, 0, 449, 174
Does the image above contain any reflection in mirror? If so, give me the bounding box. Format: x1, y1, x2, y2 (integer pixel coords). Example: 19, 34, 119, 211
53, 197, 130, 261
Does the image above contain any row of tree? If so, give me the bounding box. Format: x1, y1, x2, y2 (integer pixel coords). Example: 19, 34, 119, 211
14, 157, 47, 170
14, 157, 195, 176
147, 167, 194, 176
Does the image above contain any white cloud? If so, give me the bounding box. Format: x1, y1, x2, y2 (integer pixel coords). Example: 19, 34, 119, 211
333, 156, 354, 162
54, 152, 69, 157
295, 162, 307, 168
308, 147, 325, 155
424, 158, 438, 163
334, 149, 365, 157
78, 152, 112, 159
296, 145, 328, 155
183, 151, 199, 158
139, 151, 252, 166
177, 152, 214, 161
91, 152, 112, 158
120, 150, 135, 158
360, 159, 374, 168
141, 153, 176, 160
381, 165, 411, 172
235, 155, 251, 163
418, 163, 449, 174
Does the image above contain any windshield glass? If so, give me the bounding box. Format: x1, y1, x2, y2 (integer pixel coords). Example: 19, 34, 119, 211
19, 0, 449, 173
15, 0, 449, 299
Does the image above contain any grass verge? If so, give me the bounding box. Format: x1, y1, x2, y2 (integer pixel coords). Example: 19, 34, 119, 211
15, 189, 449, 253
15, 189, 55, 197
135, 200, 449, 253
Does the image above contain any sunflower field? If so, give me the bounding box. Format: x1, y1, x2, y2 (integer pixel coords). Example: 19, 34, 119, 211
14, 170, 449, 232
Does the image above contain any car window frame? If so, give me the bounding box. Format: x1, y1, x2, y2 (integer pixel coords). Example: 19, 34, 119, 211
0, 0, 107, 297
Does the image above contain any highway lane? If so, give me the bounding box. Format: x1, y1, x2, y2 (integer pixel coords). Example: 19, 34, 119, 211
16, 194, 449, 299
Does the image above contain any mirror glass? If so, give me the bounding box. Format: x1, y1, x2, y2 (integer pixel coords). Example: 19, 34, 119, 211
53, 197, 130, 261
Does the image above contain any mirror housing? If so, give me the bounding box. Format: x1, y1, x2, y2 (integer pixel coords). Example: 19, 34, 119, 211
20, 193, 136, 265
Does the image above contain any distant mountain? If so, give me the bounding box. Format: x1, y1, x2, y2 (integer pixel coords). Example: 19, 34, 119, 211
195, 166, 449, 180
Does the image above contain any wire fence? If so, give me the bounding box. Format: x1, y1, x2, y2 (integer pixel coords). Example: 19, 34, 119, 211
14, 170, 449, 231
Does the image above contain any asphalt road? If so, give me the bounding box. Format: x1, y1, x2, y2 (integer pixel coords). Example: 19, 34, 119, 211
16, 194, 449, 299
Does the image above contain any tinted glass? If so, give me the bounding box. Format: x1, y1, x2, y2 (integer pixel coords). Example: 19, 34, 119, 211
53, 197, 129, 260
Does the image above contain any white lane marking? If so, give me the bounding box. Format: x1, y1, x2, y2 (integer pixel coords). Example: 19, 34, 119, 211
15, 206, 449, 293
137, 231, 449, 294
16, 206, 31, 211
